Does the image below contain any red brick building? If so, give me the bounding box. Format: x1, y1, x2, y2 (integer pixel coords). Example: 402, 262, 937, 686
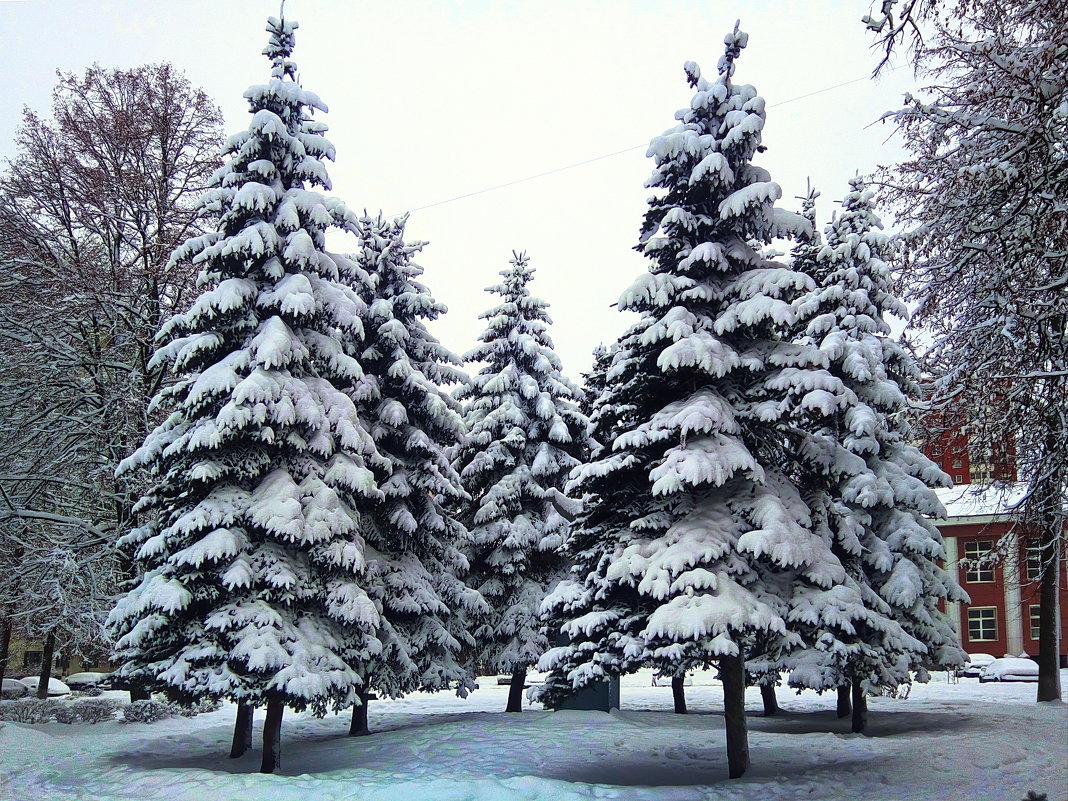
924, 419, 1067, 663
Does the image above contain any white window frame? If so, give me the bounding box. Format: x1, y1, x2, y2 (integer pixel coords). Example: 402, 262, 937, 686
967, 607, 998, 642
1026, 548, 1042, 582
1029, 605, 1041, 641
963, 540, 995, 583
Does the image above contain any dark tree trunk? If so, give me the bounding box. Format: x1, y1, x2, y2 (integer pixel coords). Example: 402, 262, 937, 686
349, 687, 371, 735
850, 679, 868, 734
0, 617, 11, 689
114, 496, 151, 705
837, 685, 852, 718
720, 651, 750, 779
760, 683, 779, 717
35, 631, 56, 699
229, 701, 254, 758
506, 667, 526, 713
260, 697, 284, 774
671, 675, 687, 714
1036, 531, 1063, 702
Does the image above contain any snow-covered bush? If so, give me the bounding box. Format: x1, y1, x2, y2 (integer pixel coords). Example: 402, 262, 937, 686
121, 699, 181, 724
119, 696, 218, 723
178, 697, 222, 717
0, 698, 61, 723
53, 703, 80, 724
54, 698, 122, 724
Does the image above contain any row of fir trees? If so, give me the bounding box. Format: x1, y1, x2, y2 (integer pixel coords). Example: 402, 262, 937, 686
108, 16, 966, 778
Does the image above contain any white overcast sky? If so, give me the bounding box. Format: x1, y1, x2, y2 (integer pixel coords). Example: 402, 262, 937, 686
2, 0, 917, 380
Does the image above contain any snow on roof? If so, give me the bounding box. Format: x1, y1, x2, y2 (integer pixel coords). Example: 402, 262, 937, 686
933, 482, 1029, 522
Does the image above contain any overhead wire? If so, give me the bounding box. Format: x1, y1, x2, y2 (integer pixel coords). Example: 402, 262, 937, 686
395, 68, 901, 216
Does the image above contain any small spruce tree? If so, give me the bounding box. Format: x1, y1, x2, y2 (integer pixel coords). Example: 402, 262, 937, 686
777, 179, 967, 731
454, 252, 589, 712
343, 213, 483, 735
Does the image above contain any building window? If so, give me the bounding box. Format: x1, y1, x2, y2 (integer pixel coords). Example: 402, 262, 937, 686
1030, 605, 1041, 640
22, 651, 43, 674
954, 474, 964, 483
81, 654, 106, 671
967, 607, 998, 642
963, 540, 995, 582
952, 459, 963, 469
1026, 548, 1042, 582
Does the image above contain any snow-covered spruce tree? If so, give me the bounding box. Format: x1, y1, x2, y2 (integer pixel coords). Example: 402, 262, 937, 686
765, 178, 968, 732
342, 213, 483, 735
453, 252, 589, 713
538, 27, 848, 779
106, 16, 385, 773
883, 0, 1067, 702
581, 344, 613, 419
740, 189, 826, 719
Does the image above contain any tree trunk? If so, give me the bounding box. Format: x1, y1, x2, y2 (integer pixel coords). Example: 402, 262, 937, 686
671, 675, 687, 714
349, 688, 371, 736
720, 650, 750, 779
229, 701, 254, 758
35, 631, 56, 699
0, 617, 11, 690
760, 683, 778, 716
1036, 530, 1063, 702
506, 667, 526, 713
260, 697, 284, 774
837, 685, 851, 718
850, 679, 867, 734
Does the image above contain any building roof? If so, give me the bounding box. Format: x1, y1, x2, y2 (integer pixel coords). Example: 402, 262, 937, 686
933, 483, 1029, 524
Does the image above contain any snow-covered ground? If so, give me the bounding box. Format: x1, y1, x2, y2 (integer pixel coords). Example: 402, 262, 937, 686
2, 668, 1065, 801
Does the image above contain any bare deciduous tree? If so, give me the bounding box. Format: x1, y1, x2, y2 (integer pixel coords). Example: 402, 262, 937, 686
0, 63, 223, 688
880, 0, 1067, 701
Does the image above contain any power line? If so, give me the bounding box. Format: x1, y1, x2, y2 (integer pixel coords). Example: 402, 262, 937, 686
396, 67, 900, 216
402, 145, 646, 214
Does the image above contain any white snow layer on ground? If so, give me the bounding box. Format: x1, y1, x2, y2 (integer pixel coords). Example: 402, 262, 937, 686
1, 669, 1065, 801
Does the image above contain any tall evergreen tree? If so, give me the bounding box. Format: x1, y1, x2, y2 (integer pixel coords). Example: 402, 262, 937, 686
538, 27, 845, 779
454, 252, 589, 713
767, 178, 968, 731
106, 15, 385, 773
343, 213, 482, 735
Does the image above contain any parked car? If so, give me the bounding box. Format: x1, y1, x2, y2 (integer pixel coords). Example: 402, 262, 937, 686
63, 672, 111, 690
978, 657, 1039, 683
100, 674, 131, 690
18, 676, 71, 696
956, 652, 997, 678
1, 678, 31, 699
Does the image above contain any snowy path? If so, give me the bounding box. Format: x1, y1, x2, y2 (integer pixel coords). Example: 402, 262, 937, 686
1, 670, 1065, 801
